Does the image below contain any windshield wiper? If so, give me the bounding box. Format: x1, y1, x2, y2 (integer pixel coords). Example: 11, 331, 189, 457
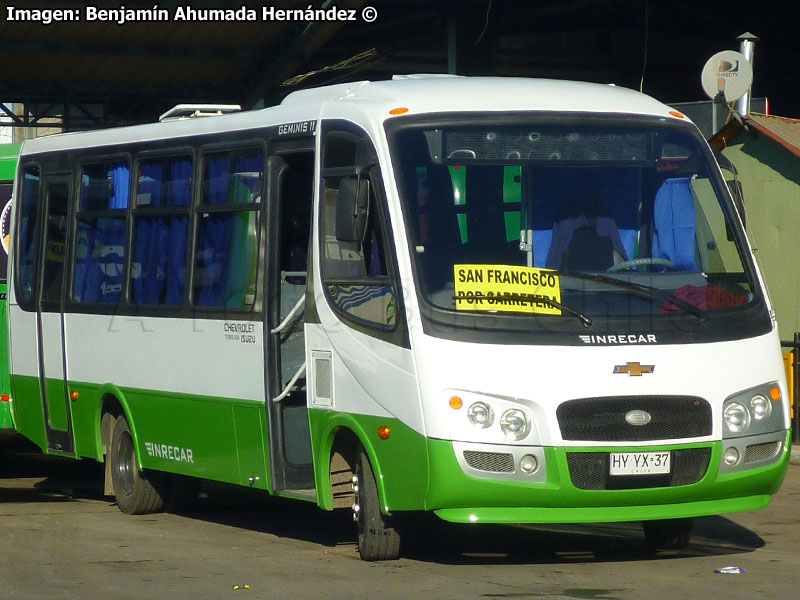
453, 293, 593, 328
558, 271, 710, 322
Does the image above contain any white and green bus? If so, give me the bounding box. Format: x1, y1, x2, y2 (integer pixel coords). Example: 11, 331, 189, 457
7, 76, 790, 560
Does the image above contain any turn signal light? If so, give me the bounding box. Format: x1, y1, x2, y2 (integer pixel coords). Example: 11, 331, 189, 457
770, 386, 781, 402
449, 396, 463, 410
389, 107, 409, 115
669, 110, 685, 119
70, 391, 79, 401
378, 425, 391, 440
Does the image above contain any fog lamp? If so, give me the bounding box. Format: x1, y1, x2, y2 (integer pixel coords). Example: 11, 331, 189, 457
520, 454, 539, 474
723, 446, 741, 466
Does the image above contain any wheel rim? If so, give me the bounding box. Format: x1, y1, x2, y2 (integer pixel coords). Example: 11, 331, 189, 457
116, 431, 135, 496
352, 475, 361, 523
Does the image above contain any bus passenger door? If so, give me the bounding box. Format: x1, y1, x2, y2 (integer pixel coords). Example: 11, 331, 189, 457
264, 145, 315, 495
37, 178, 74, 455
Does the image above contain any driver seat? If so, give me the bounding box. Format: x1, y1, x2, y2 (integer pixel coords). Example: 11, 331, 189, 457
546, 196, 628, 271
561, 220, 615, 271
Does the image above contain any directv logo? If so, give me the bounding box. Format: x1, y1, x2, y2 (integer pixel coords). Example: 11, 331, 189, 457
717, 60, 740, 78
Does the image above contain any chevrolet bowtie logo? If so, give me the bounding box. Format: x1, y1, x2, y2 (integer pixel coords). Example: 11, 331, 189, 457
613, 362, 655, 376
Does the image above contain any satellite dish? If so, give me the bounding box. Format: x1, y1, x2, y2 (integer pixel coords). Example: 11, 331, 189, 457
701, 50, 753, 102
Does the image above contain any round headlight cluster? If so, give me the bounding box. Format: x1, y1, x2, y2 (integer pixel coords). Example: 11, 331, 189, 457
723, 389, 778, 436
723, 402, 750, 433
464, 400, 531, 440
500, 408, 530, 440
467, 401, 494, 428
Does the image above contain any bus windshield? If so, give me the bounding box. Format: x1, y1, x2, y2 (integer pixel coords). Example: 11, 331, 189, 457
390, 117, 762, 335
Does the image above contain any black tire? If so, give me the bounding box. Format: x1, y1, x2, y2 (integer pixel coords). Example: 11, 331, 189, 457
643, 518, 693, 550
355, 450, 401, 561
110, 417, 167, 515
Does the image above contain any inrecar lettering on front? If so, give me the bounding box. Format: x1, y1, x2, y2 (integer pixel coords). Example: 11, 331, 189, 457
454, 264, 562, 315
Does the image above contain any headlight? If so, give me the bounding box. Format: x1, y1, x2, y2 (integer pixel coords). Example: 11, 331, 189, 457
467, 401, 494, 428
750, 394, 772, 420
500, 408, 530, 440
723, 402, 750, 433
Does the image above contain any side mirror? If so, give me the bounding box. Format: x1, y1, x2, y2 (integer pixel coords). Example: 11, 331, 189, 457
335, 177, 369, 242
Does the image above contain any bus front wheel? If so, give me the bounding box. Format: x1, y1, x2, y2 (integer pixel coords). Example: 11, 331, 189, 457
110, 417, 167, 515
354, 450, 401, 561
642, 518, 693, 550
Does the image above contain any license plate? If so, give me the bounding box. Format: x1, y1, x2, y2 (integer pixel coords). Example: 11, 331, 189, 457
609, 451, 671, 476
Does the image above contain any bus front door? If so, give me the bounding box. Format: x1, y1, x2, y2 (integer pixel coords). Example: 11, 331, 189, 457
265, 147, 315, 495
37, 178, 74, 455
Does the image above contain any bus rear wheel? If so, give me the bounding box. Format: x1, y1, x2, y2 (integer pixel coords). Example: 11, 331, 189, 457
110, 417, 167, 515
354, 450, 401, 561
643, 518, 693, 550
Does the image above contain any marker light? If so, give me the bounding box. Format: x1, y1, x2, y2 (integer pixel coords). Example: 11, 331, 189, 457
70, 391, 79, 402
0, 394, 9, 402
723, 446, 741, 466
723, 402, 750, 433
770, 386, 782, 402
389, 107, 409, 115
378, 426, 391, 440
669, 110, 685, 119
750, 394, 772, 420
467, 402, 494, 428
449, 396, 463, 410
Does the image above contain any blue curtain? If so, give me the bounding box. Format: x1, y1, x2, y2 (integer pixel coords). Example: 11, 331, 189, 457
139, 162, 163, 207
168, 159, 192, 206
207, 157, 229, 205
652, 178, 697, 271
132, 158, 190, 305
110, 164, 129, 209
166, 216, 187, 304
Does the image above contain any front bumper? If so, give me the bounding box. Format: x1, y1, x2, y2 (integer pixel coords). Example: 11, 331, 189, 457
427, 430, 791, 524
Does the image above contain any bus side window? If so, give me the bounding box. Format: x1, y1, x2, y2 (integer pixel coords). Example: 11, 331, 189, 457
192, 148, 262, 309
320, 129, 396, 329
130, 155, 192, 306
16, 165, 41, 307
73, 161, 129, 305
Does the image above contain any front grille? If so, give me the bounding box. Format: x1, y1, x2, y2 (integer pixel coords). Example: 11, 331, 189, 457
557, 396, 712, 442
463, 450, 515, 473
744, 442, 780, 463
566, 447, 711, 490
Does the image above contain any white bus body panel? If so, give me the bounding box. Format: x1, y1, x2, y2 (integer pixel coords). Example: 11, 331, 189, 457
63, 313, 265, 402
8, 306, 39, 378
412, 328, 788, 447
